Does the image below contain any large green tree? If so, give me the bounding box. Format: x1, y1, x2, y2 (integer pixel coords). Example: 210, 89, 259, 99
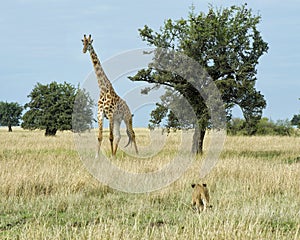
22, 82, 94, 136
130, 4, 268, 153
0, 101, 23, 132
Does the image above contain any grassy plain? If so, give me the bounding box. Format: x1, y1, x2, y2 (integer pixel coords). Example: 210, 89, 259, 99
0, 128, 299, 239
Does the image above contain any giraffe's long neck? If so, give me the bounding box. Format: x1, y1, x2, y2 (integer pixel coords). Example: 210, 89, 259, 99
88, 45, 112, 91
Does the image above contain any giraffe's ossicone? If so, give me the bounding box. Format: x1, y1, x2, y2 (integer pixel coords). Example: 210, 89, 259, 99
82, 34, 138, 157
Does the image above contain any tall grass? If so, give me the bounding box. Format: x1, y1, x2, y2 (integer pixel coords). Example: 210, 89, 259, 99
0, 128, 299, 239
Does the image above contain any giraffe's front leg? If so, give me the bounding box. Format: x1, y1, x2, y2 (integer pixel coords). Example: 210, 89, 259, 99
96, 110, 104, 158
109, 118, 114, 156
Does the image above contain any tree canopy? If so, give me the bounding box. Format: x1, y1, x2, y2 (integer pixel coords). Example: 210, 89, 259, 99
0, 101, 23, 132
130, 4, 268, 153
22, 81, 94, 136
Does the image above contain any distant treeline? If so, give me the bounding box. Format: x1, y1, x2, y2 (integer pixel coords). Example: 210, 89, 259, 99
227, 117, 299, 136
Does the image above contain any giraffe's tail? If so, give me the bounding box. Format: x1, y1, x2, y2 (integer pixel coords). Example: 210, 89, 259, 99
124, 129, 132, 148
124, 114, 138, 154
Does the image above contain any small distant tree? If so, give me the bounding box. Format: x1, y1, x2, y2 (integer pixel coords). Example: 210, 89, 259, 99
274, 119, 293, 136
256, 117, 275, 135
227, 118, 247, 135
291, 98, 300, 128
291, 114, 300, 128
22, 82, 94, 136
0, 101, 23, 132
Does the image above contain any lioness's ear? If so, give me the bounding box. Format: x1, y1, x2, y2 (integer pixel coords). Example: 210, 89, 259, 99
202, 183, 207, 187
191, 183, 196, 188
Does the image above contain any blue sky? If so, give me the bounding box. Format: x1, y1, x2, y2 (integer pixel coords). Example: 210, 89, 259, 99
0, 0, 299, 126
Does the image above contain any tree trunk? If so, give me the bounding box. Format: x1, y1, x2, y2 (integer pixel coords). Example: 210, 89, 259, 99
192, 125, 206, 154
8, 125, 12, 132
45, 127, 57, 136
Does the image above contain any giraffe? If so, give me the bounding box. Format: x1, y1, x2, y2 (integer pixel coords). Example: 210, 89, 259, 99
81, 34, 138, 157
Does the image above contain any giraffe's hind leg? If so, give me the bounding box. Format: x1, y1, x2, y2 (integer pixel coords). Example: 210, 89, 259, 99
113, 120, 121, 156
124, 117, 138, 154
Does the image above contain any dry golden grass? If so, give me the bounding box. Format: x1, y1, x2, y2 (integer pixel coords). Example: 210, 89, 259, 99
0, 128, 299, 239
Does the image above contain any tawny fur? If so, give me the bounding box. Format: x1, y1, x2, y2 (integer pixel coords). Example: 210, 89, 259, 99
191, 183, 212, 212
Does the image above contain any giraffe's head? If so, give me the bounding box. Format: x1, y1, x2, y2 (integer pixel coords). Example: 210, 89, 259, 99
81, 34, 93, 53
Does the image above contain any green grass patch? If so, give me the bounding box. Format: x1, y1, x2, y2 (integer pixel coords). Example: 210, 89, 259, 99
282, 156, 300, 164
222, 149, 286, 160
